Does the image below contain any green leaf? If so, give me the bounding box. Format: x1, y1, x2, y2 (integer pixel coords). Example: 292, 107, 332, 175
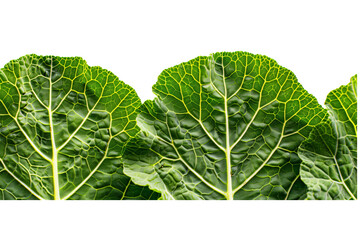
123, 51, 327, 200
0, 54, 160, 200
299, 75, 357, 200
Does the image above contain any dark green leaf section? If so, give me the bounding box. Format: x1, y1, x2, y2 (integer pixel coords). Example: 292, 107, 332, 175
0, 54, 160, 200
123, 51, 327, 200
299, 75, 357, 200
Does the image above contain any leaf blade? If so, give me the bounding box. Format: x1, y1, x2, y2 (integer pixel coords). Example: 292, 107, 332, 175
0, 54, 159, 200
299, 75, 357, 200
123, 51, 327, 200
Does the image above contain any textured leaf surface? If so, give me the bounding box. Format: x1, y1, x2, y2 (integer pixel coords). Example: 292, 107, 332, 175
0, 54, 159, 200
123, 51, 327, 200
299, 75, 357, 200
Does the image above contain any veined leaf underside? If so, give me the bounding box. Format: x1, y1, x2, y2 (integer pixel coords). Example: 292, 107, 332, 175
123, 51, 327, 200
0, 54, 160, 200
299, 75, 357, 200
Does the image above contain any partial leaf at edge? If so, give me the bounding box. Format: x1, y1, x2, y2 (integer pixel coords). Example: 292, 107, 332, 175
299, 75, 357, 200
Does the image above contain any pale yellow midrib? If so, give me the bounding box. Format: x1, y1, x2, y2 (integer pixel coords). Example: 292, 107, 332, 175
48, 57, 60, 200
220, 58, 233, 200
224, 99, 232, 200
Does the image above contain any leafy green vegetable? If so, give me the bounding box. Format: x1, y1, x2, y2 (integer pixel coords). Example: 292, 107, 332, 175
299, 75, 357, 200
1, 52, 355, 201
0, 54, 160, 200
123, 51, 327, 200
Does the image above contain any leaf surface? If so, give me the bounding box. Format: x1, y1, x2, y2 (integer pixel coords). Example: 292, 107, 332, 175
123, 51, 327, 200
0, 54, 159, 200
299, 75, 357, 200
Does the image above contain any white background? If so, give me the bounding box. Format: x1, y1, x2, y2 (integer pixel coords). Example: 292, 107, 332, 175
0, 0, 358, 239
